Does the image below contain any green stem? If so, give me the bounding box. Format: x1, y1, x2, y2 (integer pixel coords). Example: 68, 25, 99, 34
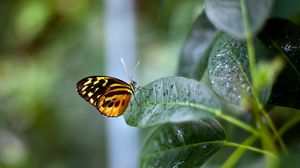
257, 119, 279, 168
218, 113, 258, 135
224, 140, 278, 159
277, 113, 300, 138
240, 0, 286, 154
241, 2, 281, 167
241, 0, 255, 82
222, 134, 258, 168
258, 104, 288, 153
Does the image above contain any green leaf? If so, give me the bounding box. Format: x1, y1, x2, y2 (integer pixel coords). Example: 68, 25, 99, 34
259, 18, 300, 109
205, 0, 274, 38
252, 57, 284, 100
177, 12, 219, 79
207, 33, 271, 105
140, 118, 225, 168
124, 76, 221, 127
272, 0, 300, 18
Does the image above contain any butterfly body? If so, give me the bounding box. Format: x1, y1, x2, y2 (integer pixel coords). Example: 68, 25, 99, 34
76, 76, 135, 117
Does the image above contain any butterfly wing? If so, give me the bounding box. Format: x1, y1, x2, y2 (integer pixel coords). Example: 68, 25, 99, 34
98, 90, 132, 117
76, 76, 134, 117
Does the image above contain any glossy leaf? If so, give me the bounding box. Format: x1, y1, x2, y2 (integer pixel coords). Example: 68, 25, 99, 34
259, 18, 300, 109
205, 0, 274, 38
207, 33, 271, 105
177, 12, 219, 79
140, 118, 225, 168
124, 76, 221, 127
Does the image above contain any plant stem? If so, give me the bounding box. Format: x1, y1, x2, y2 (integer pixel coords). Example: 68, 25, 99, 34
258, 104, 288, 153
218, 113, 258, 135
240, 0, 255, 82
191, 103, 259, 136
222, 134, 258, 168
257, 119, 280, 168
223, 140, 278, 159
277, 113, 300, 138
240, 0, 286, 154
240, 1, 282, 167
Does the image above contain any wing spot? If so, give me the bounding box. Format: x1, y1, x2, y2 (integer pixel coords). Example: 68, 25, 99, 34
82, 91, 87, 95
108, 102, 114, 108
84, 78, 92, 85
115, 101, 120, 107
102, 100, 110, 107
94, 80, 100, 85
81, 86, 88, 91
122, 100, 125, 106
87, 92, 93, 97
90, 98, 95, 104
97, 95, 101, 98
101, 79, 108, 86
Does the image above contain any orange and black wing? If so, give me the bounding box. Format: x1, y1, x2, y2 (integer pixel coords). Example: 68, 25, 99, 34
76, 76, 134, 117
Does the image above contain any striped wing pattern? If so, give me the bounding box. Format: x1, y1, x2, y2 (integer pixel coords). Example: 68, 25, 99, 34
76, 76, 134, 117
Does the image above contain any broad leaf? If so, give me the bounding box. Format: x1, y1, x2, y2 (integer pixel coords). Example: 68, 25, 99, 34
140, 118, 225, 168
124, 76, 220, 127
177, 12, 219, 79
205, 0, 274, 38
207, 33, 271, 105
259, 18, 300, 109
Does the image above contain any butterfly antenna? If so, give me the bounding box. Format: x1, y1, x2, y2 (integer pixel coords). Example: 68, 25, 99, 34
120, 57, 131, 80
121, 58, 141, 82
131, 60, 141, 80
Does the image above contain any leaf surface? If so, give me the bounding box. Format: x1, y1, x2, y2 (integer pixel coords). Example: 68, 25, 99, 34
124, 76, 221, 127
140, 118, 225, 168
178, 12, 219, 79
205, 0, 274, 38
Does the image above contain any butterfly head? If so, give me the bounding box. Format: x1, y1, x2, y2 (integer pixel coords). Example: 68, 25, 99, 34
130, 80, 137, 91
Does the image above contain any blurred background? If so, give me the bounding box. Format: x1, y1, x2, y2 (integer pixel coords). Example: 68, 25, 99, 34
0, 0, 202, 167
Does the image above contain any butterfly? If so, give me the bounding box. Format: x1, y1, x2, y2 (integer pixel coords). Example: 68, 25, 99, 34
76, 76, 136, 117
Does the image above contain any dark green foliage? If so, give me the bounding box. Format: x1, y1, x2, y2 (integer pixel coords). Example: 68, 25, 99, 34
259, 18, 300, 109
140, 119, 225, 168
127, 0, 300, 167
177, 12, 219, 79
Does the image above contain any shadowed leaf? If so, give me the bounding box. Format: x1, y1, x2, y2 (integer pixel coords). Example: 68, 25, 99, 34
140, 118, 225, 168
178, 12, 219, 79
259, 18, 300, 109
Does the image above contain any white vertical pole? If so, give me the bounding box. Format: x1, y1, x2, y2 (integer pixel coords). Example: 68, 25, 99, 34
104, 0, 138, 168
